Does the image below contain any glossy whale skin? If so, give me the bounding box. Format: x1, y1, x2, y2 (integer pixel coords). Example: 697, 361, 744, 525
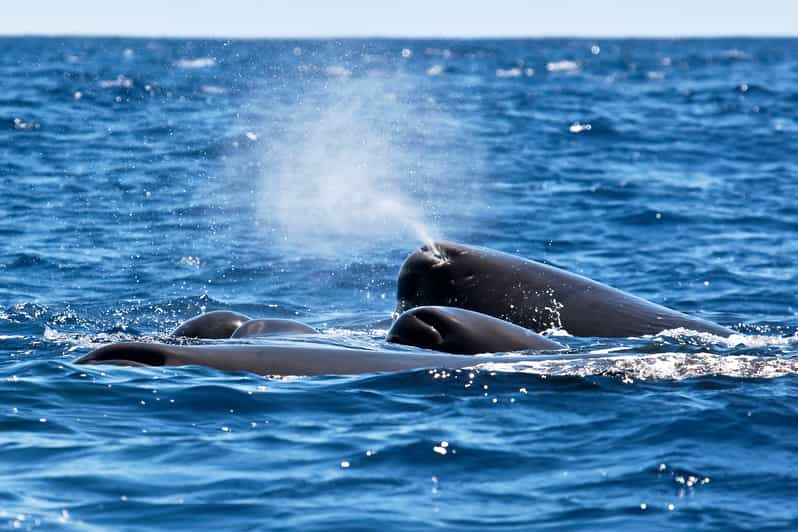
396, 241, 733, 338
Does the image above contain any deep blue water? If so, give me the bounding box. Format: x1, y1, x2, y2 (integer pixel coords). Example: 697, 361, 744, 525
2, 37, 798, 530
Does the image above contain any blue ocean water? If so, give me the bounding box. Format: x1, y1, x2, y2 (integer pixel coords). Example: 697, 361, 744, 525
1, 36, 798, 530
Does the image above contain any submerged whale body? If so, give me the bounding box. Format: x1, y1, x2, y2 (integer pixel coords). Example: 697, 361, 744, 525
77, 308, 567, 375
388, 306, 564, 354
396, 241, 733, 338
74, 341, 517, 376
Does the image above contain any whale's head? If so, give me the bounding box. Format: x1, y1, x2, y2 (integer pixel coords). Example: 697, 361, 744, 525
387, 305, 565, 354
387, 306, 450, 351
395, 241, 490, 316
76, 343, 168, 366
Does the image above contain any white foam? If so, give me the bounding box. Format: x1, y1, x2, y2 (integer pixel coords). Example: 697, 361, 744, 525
654, 328, 798, 348
546, 60, 579, 73
569, 122, 592, 134
540, 327, 572, 337
476, 352, 798, 380
12, 118, 39, 130
178, 256, 201, 268
98, 75, 133, 89
175, 57, 216, 69
201, 85, 226, 95
43, 326, 139, 349
496, 67, 522, 78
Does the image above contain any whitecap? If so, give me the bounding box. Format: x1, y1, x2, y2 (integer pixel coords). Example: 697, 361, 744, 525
496, 67, 522, 78
178, 256, 201, 267
201, 85, 225, 95
546, 60, 579, 73
175, 57, 217, 69
569, 122, 592, 133
12, 118, 39, 130
98, 75, 133, 89
426, 65, 444, 76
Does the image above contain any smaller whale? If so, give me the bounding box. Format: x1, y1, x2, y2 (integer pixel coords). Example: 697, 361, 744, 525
388, 306, 564, 354
172, 311, 251, 339
231, 319, 319, 338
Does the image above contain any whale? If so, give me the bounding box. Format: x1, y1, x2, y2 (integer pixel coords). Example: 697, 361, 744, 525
172, 311, 251, 339
231, 319, 319, 338
74, 341, 531, 375
388, 306, 564, 354
396, 241, 733, 338
76, 307, 567, 375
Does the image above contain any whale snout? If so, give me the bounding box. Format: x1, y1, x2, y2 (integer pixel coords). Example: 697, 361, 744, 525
76, 343, 168, 366
396, 241, 466, 314
387, 309, 446, 349
388, 306, 564, 355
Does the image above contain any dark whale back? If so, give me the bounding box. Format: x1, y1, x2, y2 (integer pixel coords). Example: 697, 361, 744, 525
231, 319, 319, 338
388, 306, 564, 354
172, 311, 251, 339
396, 241, 732, 338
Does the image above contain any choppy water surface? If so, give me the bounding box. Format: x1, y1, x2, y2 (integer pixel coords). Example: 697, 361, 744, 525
1, 37, 797, 530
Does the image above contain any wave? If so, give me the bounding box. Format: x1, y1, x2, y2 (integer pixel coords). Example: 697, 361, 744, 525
175, 57, 217, 69
546, 60, 580, 73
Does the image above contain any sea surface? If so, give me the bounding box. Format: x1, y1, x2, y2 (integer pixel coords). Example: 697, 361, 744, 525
1, 37, 797, 530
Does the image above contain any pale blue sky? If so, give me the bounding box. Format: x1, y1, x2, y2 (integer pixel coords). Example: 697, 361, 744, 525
1, 0, 795, 38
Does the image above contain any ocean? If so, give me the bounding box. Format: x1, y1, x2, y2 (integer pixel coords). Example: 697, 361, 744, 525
1, 37, 797, 530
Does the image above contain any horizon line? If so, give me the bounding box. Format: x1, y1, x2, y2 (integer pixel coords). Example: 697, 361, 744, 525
1, 32, 797, 41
